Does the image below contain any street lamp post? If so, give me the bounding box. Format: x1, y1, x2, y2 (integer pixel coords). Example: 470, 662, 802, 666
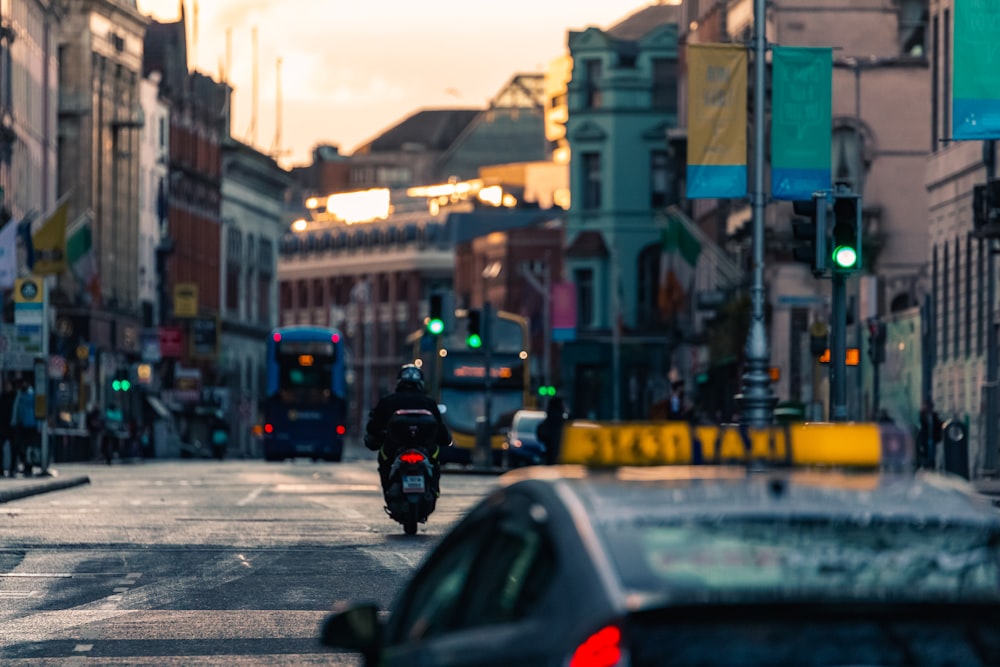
736, 0, 778, 426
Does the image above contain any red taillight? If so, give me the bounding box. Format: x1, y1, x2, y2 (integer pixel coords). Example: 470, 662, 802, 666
331, 333, 340, 343
264, 423, 274, 434
273, 332, 281, 342
336, 425, 346, 435
399, 451, 426, 464
569, 625, 622, 667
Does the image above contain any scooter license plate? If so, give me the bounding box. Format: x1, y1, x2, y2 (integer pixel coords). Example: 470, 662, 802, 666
402, 475, 425, 493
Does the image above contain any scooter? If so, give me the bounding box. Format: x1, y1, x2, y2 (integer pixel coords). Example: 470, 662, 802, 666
382, 408, 439, 535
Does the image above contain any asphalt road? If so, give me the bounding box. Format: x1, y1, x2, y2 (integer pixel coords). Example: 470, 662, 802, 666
0, 455, 500, 665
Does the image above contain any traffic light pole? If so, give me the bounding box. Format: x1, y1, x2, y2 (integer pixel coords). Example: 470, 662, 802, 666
830, 271, 849, 421
474, 302, 494, 468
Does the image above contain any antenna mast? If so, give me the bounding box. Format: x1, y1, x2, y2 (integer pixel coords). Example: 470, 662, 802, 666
248, 26, 258, 147
271, 57, 286, 158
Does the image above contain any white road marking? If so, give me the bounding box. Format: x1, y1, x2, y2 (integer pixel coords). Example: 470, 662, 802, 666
72, 644, 93, 652
237, 486, 264, 506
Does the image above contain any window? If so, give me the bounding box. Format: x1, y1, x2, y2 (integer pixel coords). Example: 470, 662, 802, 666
932, 244, 940, 361
652, 58, 678, 111
637, 244, 661, 326
584, 59, 603, 108
954, 237, 960, 359
226, 266, 239, 312
931, 14, 939, 150
582, 152, 602, 210
943, 9, 951, 140
899, 0, 928, 57
831, 127, 866, 194
651, 150, 670, 209
979, 239, 985, 355
575, 268, 594, 328
966, 235, 972, 358
388, 519, 493, 642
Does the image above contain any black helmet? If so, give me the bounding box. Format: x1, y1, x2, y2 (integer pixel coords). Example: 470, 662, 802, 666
396, 364, 425, 392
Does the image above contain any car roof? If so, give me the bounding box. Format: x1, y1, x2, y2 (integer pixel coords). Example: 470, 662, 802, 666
500, 466, 1000, 526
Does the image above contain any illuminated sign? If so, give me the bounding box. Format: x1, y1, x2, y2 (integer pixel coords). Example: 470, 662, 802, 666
298, 355, 314, 366
818, 348, 860, 366
279, 341, 335, 357
452, 365, 514, 379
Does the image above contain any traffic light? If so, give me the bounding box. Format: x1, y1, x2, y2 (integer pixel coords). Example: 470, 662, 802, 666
466, 309, 483, 348
791, 196, 827, 275
537, 385, 556, 397
426, 293, 444, 335
831, 193, 861, 271
867, 319, 886, 364
112, 377, 131, 392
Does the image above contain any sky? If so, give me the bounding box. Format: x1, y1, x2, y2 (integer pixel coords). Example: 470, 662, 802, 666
135, 0, 662, 168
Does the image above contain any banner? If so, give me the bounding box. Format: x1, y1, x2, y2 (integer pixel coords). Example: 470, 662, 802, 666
686, 43, 747, 199
659, 213, 702, 321
771, 46, 832, 200
953, 0, 1000, 139
31, 197, 69, 275
66, 211, 100, 302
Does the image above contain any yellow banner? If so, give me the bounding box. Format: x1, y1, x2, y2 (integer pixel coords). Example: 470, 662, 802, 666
32, 199, 69, 275
687, 43, 747, 174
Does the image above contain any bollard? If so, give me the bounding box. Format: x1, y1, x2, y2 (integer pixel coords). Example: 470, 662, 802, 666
942, 419, 969, 479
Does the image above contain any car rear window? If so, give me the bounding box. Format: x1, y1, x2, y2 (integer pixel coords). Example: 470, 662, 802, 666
597, 518, 1000, 602
514, 415, 544, 435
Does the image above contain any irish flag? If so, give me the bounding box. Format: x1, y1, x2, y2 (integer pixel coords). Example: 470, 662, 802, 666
658, 214, 702, 322
67, 211, 100, 302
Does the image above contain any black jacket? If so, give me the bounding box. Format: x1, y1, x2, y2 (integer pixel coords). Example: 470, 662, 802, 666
365, 388, 452, 451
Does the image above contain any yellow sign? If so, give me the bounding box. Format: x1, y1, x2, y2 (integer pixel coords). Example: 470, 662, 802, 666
559, 421, 911, 470
14, 277, 43, 304
31, 198, 69, 275
174, 282, 198, 318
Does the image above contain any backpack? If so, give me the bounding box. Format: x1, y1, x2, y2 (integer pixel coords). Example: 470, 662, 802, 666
16, 390, 37, 428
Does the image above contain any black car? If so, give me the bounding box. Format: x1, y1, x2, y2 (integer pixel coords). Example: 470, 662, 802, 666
321, 457, 1000, 666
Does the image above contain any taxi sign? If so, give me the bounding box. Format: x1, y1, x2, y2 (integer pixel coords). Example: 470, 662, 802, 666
558, 421, 913, 470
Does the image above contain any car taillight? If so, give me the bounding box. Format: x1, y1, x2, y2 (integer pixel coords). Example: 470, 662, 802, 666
264, 423, 274, 434
569, 625, 622, 667
336, 425, 346, 435
399, 451, 426, 464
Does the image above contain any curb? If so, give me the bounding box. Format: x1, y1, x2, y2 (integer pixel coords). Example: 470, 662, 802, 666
0, 475, 91, 504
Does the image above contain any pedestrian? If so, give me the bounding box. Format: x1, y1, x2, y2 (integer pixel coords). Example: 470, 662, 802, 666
0, 376, 16, 477
667, 380, 693, 421
10, 377, 38, 477
916, 400, 943, 470
537, 396, 568, 465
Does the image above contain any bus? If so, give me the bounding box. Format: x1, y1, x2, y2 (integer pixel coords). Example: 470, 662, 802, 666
408, 309, 534, 466
262, 325, 348, 462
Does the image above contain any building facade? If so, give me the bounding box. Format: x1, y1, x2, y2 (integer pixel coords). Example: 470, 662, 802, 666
219, 139, 291, 457
0, 0, 60, 223
561, 3, 688, 420
137, 70, 169, 327
681, 0, 931, 420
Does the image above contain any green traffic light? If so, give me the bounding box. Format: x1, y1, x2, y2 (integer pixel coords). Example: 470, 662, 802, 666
427, 318, 444, 335
538, 386, 556, 396
832, 245, 858, 269
112, 380, 121, 391
467, 333, 482, 349
121, 380, 131, 392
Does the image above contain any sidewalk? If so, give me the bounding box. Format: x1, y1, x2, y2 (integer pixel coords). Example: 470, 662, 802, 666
0, 471, 91, 503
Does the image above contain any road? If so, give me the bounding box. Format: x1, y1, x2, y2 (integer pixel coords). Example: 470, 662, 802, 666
0, 457, 499, 665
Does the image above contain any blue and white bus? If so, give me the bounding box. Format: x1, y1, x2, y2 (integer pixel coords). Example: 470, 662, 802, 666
262, 325, 348, 462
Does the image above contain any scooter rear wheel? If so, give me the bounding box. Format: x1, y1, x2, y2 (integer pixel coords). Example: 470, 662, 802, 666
403, 504, 418, 535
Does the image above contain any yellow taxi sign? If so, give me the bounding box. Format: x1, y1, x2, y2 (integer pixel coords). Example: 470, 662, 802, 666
559, 421, 912, 470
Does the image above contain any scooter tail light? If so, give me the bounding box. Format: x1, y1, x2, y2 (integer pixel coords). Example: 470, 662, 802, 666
399, 451, 426, 464
569, 625, 624, 667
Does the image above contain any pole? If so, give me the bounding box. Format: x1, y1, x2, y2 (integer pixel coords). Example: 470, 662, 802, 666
39, 279, 50, 475
543, 251, 552, 389
610, 245, 621, 420
476, 301, 493, 468
983, 139, 997, 473
737, 0, 777, 426
830, 272, 848, 421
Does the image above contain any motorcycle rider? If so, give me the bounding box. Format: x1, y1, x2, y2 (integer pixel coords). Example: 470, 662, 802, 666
364, 364, 451, 497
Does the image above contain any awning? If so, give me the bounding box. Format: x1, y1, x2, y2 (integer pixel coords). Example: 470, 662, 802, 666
146, 396, 172, 420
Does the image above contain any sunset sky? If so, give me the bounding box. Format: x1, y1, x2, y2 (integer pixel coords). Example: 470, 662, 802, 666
135, 0, 661, 167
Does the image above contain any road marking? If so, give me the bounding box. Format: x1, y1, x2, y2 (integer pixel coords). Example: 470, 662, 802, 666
113, 587, 129, 593
0, 590, 42, 598
237, 486, 265, 506
72, 644, 93, 652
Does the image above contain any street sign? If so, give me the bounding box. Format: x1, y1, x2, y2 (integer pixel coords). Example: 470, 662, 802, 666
174, 282, 198, 318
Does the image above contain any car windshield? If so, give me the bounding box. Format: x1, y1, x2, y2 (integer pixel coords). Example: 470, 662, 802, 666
598, 517, 1000, 602
514, 414, 544, 436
